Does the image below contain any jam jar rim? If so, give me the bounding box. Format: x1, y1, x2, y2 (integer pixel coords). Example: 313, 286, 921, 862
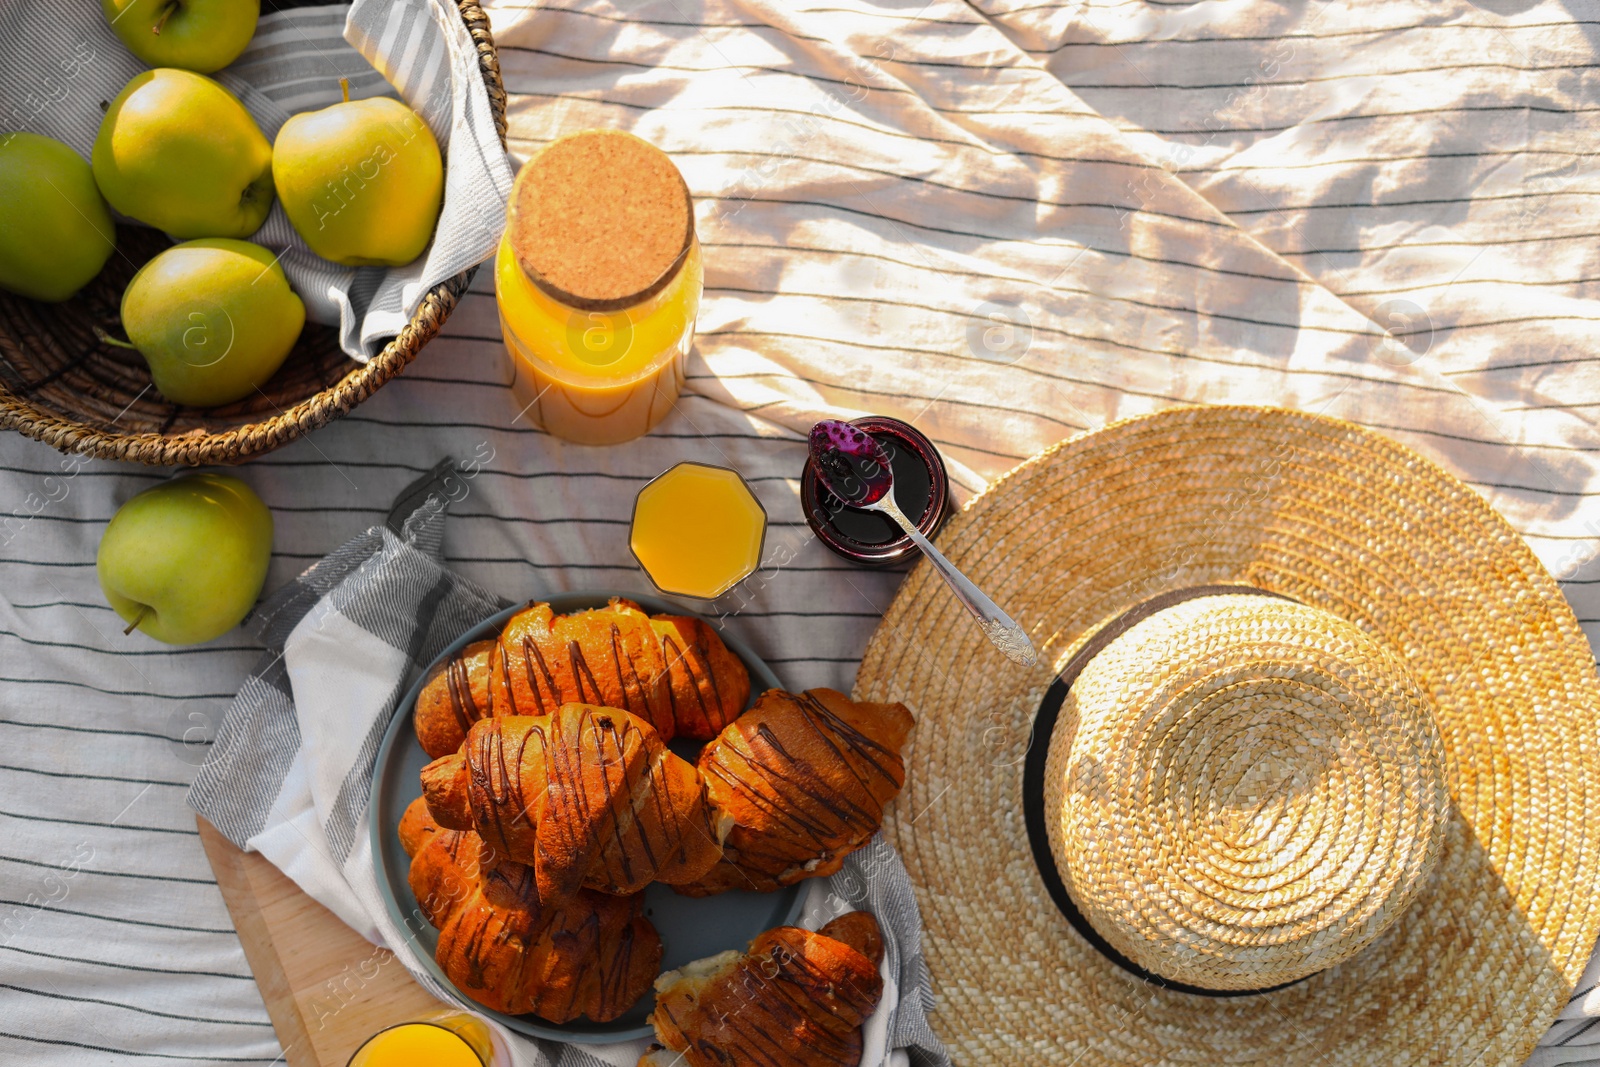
802, 416, 950, 567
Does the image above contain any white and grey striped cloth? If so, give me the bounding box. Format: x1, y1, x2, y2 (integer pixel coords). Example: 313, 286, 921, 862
186, 478, 945, 1067
4, 0, 1600, 1063
0, 0, 513, 357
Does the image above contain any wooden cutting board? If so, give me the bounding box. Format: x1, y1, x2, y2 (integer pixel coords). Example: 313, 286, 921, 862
197, 815, 445, 1067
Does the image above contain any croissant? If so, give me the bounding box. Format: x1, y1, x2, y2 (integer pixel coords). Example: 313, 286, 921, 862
421, 704, 729, 901
413, 598, 750, 758
398, 793, 442, 858
403, 798, 662, 1023
639, 912, 885, 1067
811, 909, 884, 965
678, 688, 914, 896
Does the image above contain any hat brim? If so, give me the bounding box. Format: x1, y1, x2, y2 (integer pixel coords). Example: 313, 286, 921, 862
856, 405, 1600, 1066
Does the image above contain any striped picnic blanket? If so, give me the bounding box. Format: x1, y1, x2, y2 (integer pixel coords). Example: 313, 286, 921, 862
2, 0, 1599, 1063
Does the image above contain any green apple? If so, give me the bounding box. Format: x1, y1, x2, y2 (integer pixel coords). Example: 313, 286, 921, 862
122, 238, 304, 407
93, 69, 274, 239
101, 0, 260, 74
0, 133, 116, 302
272, 92, 443, 266
98, 473, 273, 645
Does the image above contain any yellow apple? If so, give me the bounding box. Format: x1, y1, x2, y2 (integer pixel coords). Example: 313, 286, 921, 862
272, 93, 443, 267
93, 69, 274, 239
98, 473, 273, 645
100, 0, 260, 74
121, 238, 305, 407
0, 133, 116, 302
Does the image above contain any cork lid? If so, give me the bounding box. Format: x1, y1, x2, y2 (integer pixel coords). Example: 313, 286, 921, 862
508, 129, 695, 312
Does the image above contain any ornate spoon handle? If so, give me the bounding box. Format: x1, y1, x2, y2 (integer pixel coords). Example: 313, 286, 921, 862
871, 493, 1038, 667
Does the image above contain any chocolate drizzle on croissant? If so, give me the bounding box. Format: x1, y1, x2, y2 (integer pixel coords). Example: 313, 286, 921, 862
402, 798, 662, 1023
421, 704, 729, 902
640, 911, 886, 1067
405, 679, 915, 1030
413, 598, 750, 759
680, 688, 914, 896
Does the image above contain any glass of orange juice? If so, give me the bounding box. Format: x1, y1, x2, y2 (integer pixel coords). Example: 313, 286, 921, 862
630, 462, 768, 599
496, 128, 702, 446
346, 1012, 498, 1067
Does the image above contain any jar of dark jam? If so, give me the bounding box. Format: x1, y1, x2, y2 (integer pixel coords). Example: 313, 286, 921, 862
801, 416, 952, 567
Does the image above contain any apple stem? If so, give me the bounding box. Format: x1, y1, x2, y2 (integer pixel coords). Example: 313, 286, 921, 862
152, 2, 176, 36
340, 76, 350, 104
123, 605, 149, 636
93, 325, 139, 351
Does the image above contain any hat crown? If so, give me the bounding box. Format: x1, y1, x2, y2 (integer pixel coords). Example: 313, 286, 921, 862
1044, 593, 1447, 992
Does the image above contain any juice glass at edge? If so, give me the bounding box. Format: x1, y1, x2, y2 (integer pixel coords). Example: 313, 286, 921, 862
495, 232, 703, 446
346, 1012, 498, 1067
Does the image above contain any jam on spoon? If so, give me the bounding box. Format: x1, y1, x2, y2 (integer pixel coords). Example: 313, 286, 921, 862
810, 420, 895, 506
809, 420, 1038, 667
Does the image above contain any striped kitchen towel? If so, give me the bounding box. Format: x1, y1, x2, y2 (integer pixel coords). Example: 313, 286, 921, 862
0, 0, 514, 358
187, 465, 948, 1067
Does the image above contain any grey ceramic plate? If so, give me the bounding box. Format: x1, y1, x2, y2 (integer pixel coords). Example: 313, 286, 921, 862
369, 590, 801, 1043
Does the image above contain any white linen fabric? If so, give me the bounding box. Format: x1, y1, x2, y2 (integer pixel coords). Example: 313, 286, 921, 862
183, 483, 944, 1067
0, 0, 514, 357
1, 0, 1599, 1063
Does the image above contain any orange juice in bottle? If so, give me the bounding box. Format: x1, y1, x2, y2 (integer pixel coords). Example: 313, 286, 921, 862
496, 129, 702, 446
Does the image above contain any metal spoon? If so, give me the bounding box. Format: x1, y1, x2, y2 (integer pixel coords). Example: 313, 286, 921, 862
809, 420, 1038, 667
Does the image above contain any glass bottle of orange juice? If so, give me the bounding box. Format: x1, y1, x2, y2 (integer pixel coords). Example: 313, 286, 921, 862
495, 128, 702, 446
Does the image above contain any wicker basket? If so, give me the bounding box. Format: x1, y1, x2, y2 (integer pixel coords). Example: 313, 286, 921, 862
0, 0, 508, 466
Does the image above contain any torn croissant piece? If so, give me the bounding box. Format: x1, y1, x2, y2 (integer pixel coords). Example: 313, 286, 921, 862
406, 810, 662, 1023
412, 598, 750, 758
421, 704, 729, 901
815, 909, 885, 967
639, 911, 885, 1067
679, 688, 914, 896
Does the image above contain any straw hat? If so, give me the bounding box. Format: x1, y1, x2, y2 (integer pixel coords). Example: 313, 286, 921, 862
855, 405, 1600, 1065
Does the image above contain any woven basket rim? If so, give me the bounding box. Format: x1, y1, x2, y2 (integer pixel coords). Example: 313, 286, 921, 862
0, 0, 509, 467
